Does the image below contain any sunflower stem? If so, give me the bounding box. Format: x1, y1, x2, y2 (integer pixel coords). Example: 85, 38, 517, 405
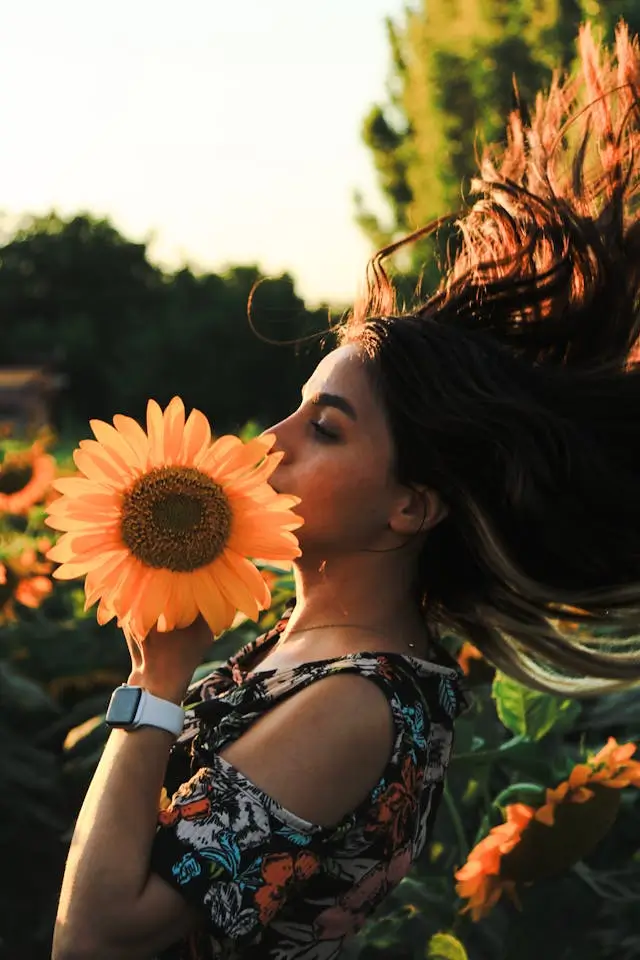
472, 782, 545, 846
443, 782, 469, 861
492, 782, 545, 809
452, 734, 525, 764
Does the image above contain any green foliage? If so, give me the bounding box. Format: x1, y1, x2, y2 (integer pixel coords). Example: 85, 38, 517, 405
427, 932, 469, 960
492, 672, 581, 741
0, 212, 334, 439
1, 439, 640, 960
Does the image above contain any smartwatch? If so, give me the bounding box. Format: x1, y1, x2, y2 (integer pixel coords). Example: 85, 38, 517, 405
105, 685, 185, 737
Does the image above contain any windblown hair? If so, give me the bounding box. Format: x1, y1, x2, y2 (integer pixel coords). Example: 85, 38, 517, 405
338, 22, 640, 695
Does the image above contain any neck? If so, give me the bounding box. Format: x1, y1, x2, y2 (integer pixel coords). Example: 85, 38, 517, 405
283, 549, 426, 645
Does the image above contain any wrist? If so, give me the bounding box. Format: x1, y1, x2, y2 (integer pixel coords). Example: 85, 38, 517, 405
126, 671, 190, 706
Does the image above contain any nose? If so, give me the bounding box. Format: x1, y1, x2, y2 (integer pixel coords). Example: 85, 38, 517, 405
260, 421, 287, 461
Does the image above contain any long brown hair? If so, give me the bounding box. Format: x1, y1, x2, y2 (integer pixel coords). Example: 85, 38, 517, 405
337, 23, 640, 695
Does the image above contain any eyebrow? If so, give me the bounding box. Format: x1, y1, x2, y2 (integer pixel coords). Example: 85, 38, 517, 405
301, 383, 358, 421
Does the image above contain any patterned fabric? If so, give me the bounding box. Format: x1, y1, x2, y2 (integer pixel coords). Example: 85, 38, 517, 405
151, 600, 467, 960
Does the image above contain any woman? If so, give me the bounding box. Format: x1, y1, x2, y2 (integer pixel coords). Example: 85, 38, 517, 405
53, 23, 640, 960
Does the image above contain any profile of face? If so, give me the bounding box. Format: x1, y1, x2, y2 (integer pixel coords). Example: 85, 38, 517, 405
265, 344, 433, 559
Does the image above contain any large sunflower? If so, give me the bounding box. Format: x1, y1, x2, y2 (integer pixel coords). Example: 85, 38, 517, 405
455, 738, 640, 920
0, 442, 56, 514
45, 397, 302, 641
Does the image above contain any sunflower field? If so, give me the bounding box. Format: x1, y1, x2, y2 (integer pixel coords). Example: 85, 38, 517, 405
1, 427, 640, 960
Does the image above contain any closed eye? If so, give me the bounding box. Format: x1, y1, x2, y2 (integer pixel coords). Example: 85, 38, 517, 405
310, 420, 339, 441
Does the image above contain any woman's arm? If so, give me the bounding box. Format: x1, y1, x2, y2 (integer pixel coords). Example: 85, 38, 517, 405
52, 672, 394, 960
52, 726, 203, 960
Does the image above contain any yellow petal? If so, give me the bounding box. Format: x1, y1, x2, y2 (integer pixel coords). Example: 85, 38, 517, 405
146, 399, 165, 466
534, 804, 556, 827
107, 561, 150, 619
222, 451, 283, 495
45, 514, 117, 532
47, 491, 119, 514
97, 596, 117, 625
174, 577, 200, 628
136, 567, 173, 636
228, 518, 301, 560
180, 408, 212, 465
163, 397, 186, 464
207, 555, 260, 621
52, 550, 128, 580
90, 419, 146, 471
73, 449, 130, 490
192, 568, 235, 636
113, 414, 150, 467
78, 438, 138, 480
196, 435, 242, 472
217, 434, 277, 479
84, 552, 133, 609
53, 476, 111, 497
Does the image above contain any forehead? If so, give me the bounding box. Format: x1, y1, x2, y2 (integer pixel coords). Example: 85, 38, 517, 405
305, 345, 375, 407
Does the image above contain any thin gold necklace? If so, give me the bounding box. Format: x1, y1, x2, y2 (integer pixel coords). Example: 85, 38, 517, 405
279, 622, 416, 650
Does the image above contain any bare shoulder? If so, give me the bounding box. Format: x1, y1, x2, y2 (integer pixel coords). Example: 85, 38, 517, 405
219, 672, 395, 826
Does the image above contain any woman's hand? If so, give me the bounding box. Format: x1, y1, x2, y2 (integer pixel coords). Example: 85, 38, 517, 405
126, 616, 215, 705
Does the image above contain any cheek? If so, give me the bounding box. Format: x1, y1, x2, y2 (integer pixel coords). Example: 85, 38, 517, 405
294, 458, 388, 536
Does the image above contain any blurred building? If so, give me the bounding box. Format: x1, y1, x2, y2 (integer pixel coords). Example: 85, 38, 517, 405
0, 367, 66, 437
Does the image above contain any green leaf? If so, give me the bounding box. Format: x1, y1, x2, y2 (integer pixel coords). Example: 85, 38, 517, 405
427, 932, 469, 960
492, 672, 580, 741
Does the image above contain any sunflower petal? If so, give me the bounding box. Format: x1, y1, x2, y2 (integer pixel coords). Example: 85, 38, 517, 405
45, 514, 119, 533
222, 452, 283, 494
146, 399, 165, 466
174, 577, 200, 628
207, 555, 260, 621
228, 521, 301, 560
192, 568, 236, 637
90, 419, 146, 471
79, 438, 138, 480
163, 397, 186, 464
84, 552, 133, 609
113, 414, 150, 467
97, 596, 117, 625
196, 436, 242, 472
180, 408, 212, 464
136, 567, 173, 637
52, 550, 128, 580
52, 476, 111, 497
73, 449, 130, 490
47, 491, 120, 514
216, 434, 277, 479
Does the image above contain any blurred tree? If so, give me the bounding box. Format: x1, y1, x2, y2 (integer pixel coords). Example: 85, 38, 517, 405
0, 214, 331, 437
357, 0, 640, 292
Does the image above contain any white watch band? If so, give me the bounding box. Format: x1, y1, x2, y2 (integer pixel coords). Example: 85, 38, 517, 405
133, 689, 185, 737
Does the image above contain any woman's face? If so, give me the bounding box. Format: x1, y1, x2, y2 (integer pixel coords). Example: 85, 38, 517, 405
266, 344, 403, 555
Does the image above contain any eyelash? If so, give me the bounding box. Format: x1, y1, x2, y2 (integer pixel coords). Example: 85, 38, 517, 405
310, 420, 339, 441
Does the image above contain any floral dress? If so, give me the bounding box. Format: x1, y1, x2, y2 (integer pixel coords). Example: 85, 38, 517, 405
151, 601, 467, 960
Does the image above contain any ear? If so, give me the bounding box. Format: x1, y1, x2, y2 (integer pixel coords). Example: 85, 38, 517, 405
388, 484, 449, 537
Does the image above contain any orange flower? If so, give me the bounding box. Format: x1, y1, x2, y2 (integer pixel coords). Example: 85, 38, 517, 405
535, 738, 640, 826
455, 803, 533, 921
14, 575, 53, 609
45, 397, 303, 641
0, 550, 53, 620
0, 442, 56, 514
457, 642, 484, 675
456, 739, 640, 920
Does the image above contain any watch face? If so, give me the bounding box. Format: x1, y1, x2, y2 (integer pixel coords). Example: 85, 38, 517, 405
106, 686, 142, 726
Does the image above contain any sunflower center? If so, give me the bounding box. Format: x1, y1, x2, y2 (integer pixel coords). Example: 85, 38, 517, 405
120, 466, 233, 572
0, 463, 33, 496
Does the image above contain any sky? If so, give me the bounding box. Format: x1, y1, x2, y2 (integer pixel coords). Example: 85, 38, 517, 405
0, 0, 406, 307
